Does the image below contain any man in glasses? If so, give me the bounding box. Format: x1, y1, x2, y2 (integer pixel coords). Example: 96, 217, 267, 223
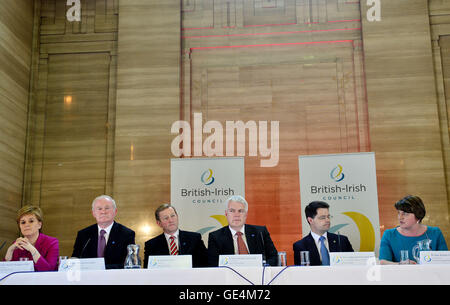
293, 201, 354, 266
207, 195, 278, 267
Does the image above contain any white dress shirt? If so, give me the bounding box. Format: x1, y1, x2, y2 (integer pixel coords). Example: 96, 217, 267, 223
98, 222, 114, 245
310, 231, 329, 261
164, 229, 180, 251
229, 226, 249, 254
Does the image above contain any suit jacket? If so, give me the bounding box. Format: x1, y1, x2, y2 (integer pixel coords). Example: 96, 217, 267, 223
292, 232, 354, 266
207, 224, 278, 267
10, 233, 59, 271
144, 230, 208, 268
71, 222, 135, 269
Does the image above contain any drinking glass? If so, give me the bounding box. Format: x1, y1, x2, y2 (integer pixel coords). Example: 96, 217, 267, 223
59, 256, 68, 265
300, 251, 310, 266
400, 250, 409, 264
278, 251, 287, 267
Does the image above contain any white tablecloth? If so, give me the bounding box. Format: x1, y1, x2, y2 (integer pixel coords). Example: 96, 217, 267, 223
1, 265, 450, 285
266, 265, 450, 285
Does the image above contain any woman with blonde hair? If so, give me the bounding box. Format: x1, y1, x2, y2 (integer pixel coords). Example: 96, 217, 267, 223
4, 205, 59, 271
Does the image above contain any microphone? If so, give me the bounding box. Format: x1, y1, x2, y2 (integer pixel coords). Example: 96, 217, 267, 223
79, 238, 91, 258
0, 241, 6, 252
259, 231, 268, 266
337, 231, 342, 252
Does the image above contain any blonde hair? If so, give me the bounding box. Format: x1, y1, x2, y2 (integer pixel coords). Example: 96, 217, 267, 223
17, 205, 43, 231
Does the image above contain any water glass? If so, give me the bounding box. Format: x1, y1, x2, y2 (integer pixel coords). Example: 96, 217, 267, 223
300, 251, 310, 266
59, 256, 68, 265
400, 250, 409, 264
277, 251, 287, 267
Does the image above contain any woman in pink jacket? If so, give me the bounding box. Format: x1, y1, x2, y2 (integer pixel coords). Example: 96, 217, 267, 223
4, 205, 59, 271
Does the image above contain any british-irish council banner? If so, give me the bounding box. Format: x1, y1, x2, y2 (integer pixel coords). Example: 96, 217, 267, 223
171, 157, 245, 244
299, 153, 380, 254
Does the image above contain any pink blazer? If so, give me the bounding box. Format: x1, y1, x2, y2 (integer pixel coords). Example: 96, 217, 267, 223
11, 233, 59, 271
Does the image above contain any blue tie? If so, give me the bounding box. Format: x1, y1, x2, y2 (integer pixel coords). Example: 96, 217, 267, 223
319, 236, 330, 266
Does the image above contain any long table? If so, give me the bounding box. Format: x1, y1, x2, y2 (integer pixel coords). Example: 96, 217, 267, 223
1, 265, 450, 285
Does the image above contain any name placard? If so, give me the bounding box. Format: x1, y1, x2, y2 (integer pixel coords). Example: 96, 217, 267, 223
419, 251, 450, 265
219, 254, 262, 267
147, 255, 192, 269
0, 261, 34, 276
58, 258, 105, 272
330, 252, 376, 266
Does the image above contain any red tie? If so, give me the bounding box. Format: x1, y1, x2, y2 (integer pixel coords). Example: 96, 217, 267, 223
169, 236, 178, 255
236, 232, 248, 254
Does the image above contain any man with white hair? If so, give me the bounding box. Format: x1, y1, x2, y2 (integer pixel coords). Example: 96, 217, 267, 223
207, 195, 278, 267
71, 195, 135, 269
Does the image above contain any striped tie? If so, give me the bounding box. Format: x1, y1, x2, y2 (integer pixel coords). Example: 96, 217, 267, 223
169, 235, 178, 255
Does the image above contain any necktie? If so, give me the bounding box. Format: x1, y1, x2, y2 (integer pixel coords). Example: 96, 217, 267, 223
97, 229, 106, 257
236, 232, 249, 254
319, 236, 330, 266
169, 236, 178, 255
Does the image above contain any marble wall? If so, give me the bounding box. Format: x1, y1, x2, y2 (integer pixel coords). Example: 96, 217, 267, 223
1, 0, 448, 263
0, 0, 34, 258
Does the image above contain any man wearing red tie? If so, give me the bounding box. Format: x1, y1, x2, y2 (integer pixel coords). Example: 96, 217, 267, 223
144, 204, 208, 268
207, 195, 278, 267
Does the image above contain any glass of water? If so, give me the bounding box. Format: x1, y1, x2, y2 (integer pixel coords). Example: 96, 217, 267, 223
300, 251, 310, 266
278, 251, 287, 266
59, 256, 68, 265
400, 250, 409, 264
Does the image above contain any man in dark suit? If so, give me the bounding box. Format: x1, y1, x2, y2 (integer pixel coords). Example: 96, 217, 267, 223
144, 204, 208, 268
71, 195, 135, 269
293, 201, 353, 266
207, 195, 278, 267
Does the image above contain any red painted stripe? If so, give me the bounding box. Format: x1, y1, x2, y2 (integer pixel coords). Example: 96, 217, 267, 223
183, 27, 361, 39
189, 40, 353, 52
